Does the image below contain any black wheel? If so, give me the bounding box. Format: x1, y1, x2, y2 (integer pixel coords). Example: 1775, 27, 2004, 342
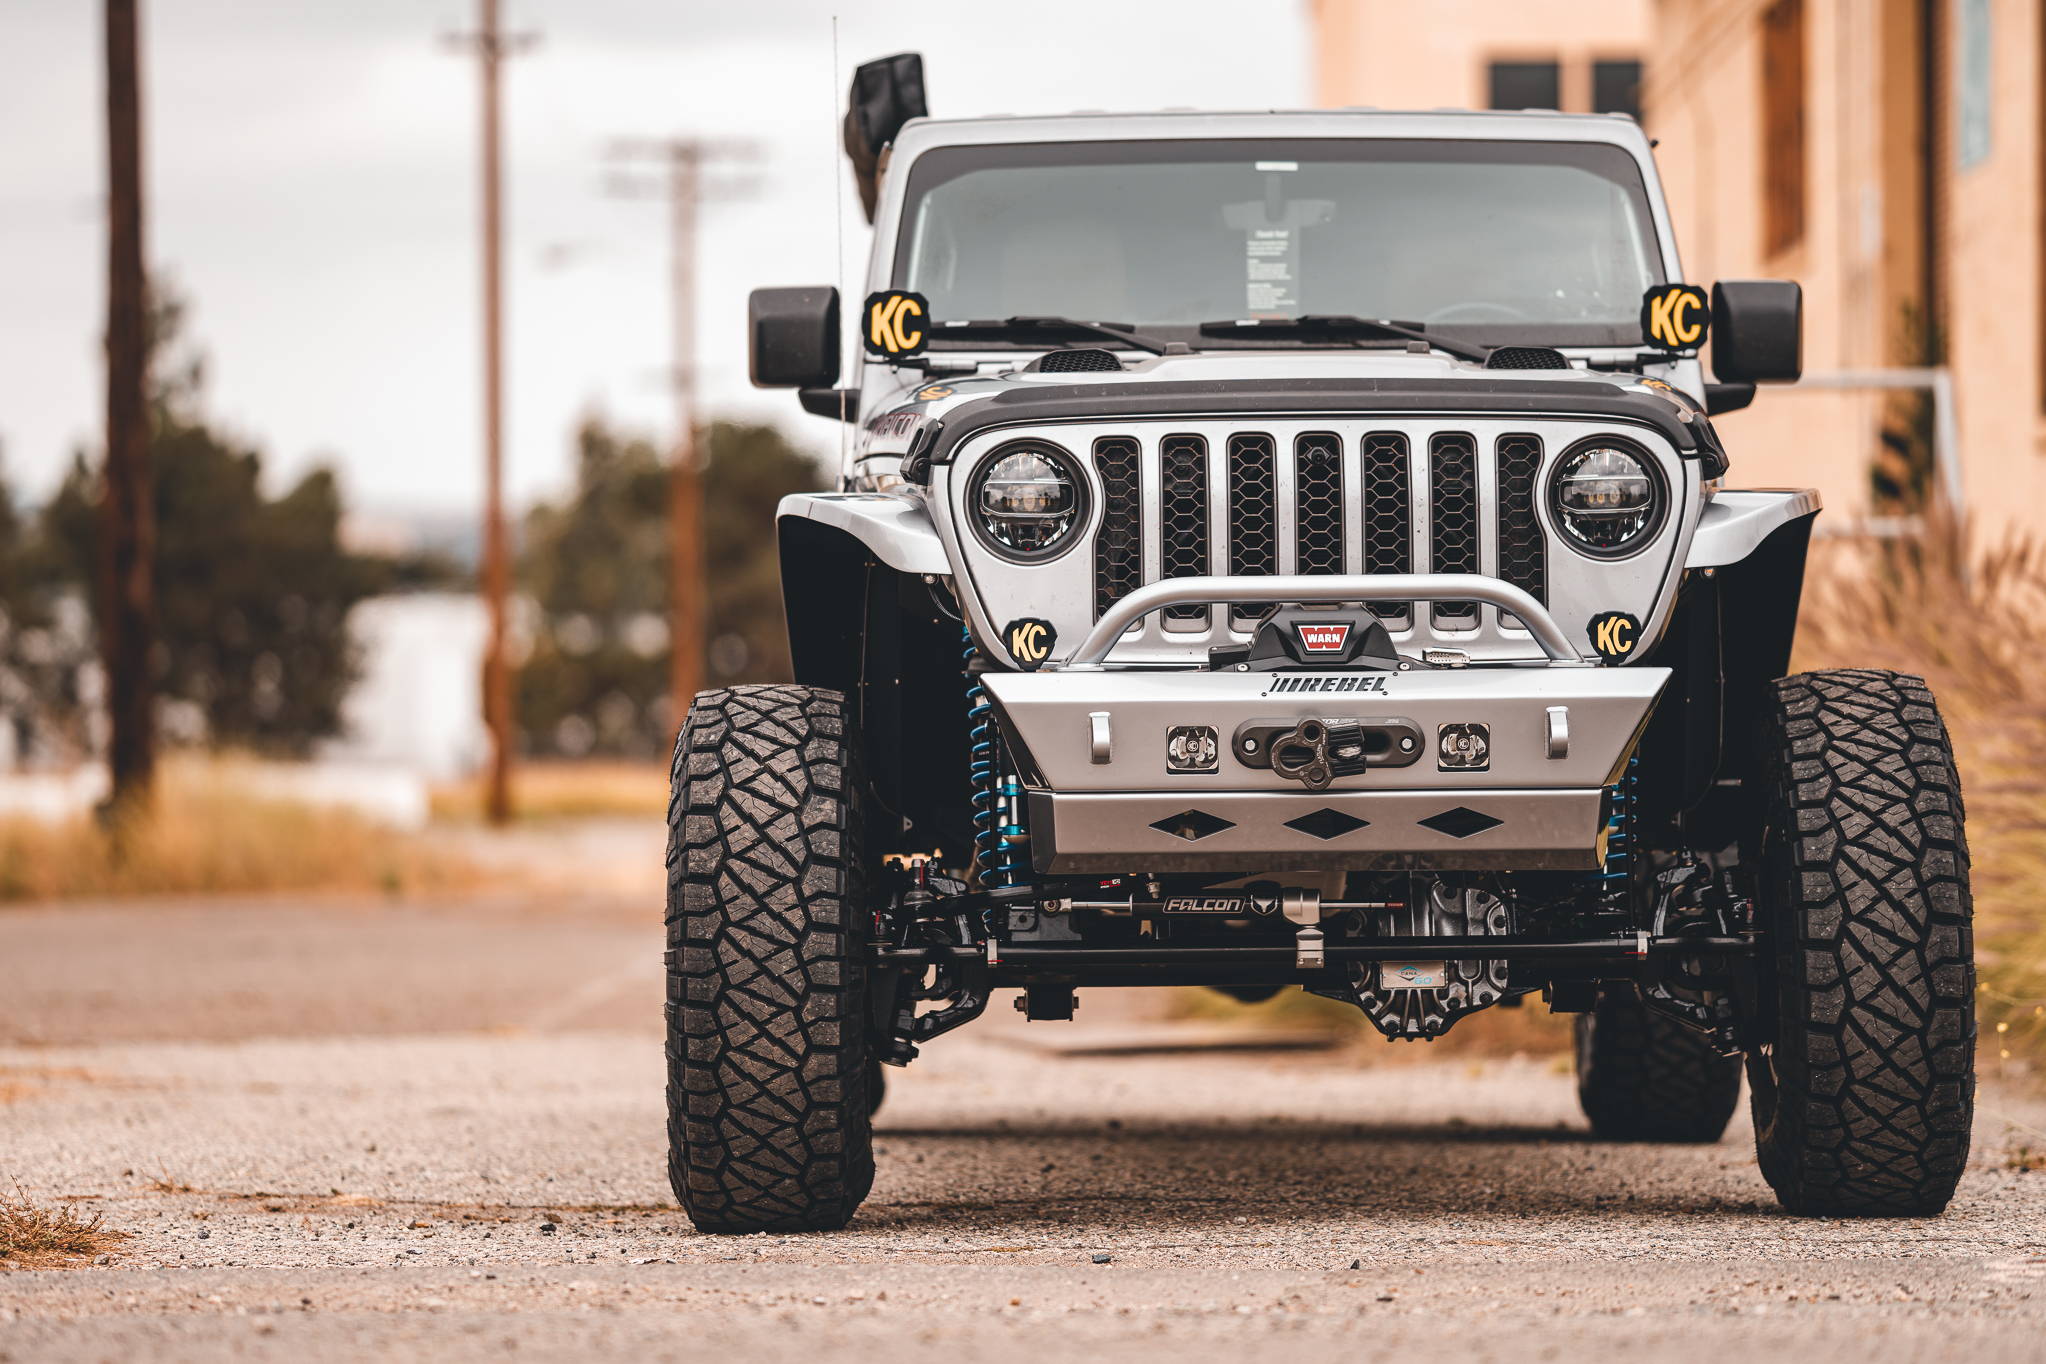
1574, 987, 1742, 1142
1747, 670, 1975, 1216
664, 685, 876, 1233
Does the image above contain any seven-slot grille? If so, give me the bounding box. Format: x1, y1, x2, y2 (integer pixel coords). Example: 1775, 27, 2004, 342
1088, 430, 1548, 631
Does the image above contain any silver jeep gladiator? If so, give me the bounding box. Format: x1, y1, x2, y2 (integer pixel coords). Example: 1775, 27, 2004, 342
665, 52, 1975, 1232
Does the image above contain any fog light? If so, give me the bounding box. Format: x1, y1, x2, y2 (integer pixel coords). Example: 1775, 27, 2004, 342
1437, 723, 1489, 771
1166, 725, 1219, 774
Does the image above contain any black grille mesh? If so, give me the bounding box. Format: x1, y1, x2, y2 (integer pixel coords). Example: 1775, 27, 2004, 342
1429, 432, 1478, 624
1078, 426, 1550, 639
1495, 433, 1546, 624
1159, 434, 1210, 623
1483, 345, 1571, 371
1361, 432, 1411, 624
1226, 433, 1276, 625
1092, 435, 1143, 621
1294, 432, 1344, 576
1034, 347, 1125, 373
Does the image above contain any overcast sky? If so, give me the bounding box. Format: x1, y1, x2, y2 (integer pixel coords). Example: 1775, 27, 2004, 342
0, 1, 1308, 517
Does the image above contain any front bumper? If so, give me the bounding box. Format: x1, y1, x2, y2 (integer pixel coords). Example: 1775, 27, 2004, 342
983, 663, 1668, 874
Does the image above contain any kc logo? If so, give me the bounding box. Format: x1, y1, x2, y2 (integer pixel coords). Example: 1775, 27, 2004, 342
864, 290, 929, 359
1003, 617, 1056, 670
1587, 611, 1641, 663
1640, 284, 1709, 352
1295, 622, 1352, 654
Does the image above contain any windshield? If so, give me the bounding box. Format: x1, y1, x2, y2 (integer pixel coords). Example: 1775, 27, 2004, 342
895, 138, 1665, 347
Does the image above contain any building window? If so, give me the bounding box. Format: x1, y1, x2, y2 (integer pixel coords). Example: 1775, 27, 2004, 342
1761, 0, 1807, 255
1488, 60, 1560, 111
1956, 0, 1992, 169
1592, 59, 1644, 120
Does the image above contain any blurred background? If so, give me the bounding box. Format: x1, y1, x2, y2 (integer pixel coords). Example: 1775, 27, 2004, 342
0, 0, 2041, 1060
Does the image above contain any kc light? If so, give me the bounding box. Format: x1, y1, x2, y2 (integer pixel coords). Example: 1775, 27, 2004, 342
971, 443, 1085, 559
1549, 440, 1665, 558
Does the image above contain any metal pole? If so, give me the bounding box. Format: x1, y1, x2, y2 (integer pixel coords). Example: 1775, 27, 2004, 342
477, 0, 513, 825
669, 145, 704, 721
101, 0, 155, 813
1791, 367, 1966, 518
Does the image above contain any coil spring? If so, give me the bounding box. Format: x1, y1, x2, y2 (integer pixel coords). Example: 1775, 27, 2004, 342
1599, 755, 1639, 901
963, 628, 1028, 889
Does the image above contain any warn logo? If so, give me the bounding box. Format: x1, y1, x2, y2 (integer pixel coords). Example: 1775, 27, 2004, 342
1295, 622, 1352, 654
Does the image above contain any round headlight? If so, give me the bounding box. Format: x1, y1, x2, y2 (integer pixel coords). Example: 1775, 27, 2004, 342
1548, 440, 1665, 558
971, 443, 1085, 559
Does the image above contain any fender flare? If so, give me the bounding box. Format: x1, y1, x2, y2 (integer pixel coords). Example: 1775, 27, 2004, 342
1685, 488, 1821, 568
777, 492, 949, 576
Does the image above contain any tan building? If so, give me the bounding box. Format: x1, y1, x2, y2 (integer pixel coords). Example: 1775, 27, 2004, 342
1310, 0, 2046, 539
1310, 0, 1652, 118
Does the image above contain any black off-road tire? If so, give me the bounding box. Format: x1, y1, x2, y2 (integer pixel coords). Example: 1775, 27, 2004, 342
1747, 669, 1975, 1216
1574, 988, 1742, 1142
664, 685, 876, 1234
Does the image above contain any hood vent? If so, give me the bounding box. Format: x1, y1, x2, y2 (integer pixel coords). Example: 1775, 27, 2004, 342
1027, 347, 1125, 374
1483, 346, 1572, 371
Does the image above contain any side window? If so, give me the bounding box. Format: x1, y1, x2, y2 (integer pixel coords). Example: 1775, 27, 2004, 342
1592, 59, 1644, 120
1488, 60, 1561, 112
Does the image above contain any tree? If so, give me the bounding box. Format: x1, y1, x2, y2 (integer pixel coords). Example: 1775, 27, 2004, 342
516, 416, 820, 756
41, 290, 383, 756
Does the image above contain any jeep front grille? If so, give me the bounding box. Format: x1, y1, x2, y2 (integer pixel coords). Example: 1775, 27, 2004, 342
1092, 435, 1143, 621
1427, 432, 1479, 627
1087, 428, 1552, 634
1495, 433, 1547, 621
1158, 434, 1210, 624
1225, 433, 1277, 626
1294, 432, 1344, 578
1361, 432, 1412, 626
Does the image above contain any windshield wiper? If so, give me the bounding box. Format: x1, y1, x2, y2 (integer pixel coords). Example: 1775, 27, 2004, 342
1197, 315, 1491, 364
933, 316, 1185, 356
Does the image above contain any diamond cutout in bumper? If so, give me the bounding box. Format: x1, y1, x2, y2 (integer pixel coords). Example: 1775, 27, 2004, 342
1284, 807, 1371, 840
1417, 806, 1504, 839
1149, 809, 1236, 841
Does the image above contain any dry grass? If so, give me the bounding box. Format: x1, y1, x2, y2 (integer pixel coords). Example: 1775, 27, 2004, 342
1795, 519, 2046, 1073
0, 756, 478, 903
429, 759, 668, 822
0, 1187, 127, 1269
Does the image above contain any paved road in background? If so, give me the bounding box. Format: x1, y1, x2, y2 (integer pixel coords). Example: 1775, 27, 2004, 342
4, 886, 2043, 1362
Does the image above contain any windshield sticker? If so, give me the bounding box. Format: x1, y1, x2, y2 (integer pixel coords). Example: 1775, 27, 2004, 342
864, 290, 929, 359
1246, 227, 1299, 315
1640, 284, 1709, 352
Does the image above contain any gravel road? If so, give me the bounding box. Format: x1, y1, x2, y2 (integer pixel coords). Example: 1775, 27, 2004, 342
3, 886, 2043, 1361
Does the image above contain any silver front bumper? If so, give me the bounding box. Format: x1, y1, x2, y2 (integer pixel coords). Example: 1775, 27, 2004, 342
983, 664, 1667, 874
1025, 788, 1606, 872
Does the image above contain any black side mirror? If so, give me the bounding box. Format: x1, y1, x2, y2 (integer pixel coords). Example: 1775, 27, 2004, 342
1711, 280, 1801, 384
749, 286, 840, 389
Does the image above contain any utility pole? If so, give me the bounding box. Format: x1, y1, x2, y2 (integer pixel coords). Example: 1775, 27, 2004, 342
447, 1, 535, 825
102, 0, 155, 814
606, 139, 755, 728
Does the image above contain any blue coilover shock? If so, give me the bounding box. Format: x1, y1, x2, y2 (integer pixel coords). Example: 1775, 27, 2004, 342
963, 627, 1028, 888
1598, 754, 1640, 903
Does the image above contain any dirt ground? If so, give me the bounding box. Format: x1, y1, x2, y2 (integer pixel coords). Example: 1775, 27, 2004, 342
3, 852, 2043, 1362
